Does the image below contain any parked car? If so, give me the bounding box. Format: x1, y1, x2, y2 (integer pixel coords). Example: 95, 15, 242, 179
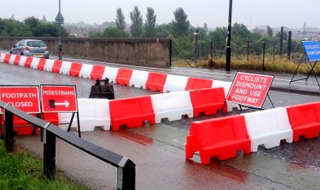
10, 39, 49, 59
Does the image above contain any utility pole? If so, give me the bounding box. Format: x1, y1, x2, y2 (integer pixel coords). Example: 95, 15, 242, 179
226, 0, 233, 71
287, 31, 292, 60
279, 26, 284, 58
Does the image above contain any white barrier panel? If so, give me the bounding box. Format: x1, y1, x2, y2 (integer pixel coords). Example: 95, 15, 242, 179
211, 80, 240, 112
58, 98, 111, 131
103, 67, 119, 83
30, 57, 40, 69
151, 91, 193, 123
18, 56, 27, 67
163, 74, 189, 93
242, 107, 293, 152
59, 61, 72, 75
0, 53, 5, 62
44, 59, 55, 72
8, 54, 17, 65
211, 80, 232, 96
79, 64, 94, 78
129, 70, 150, 89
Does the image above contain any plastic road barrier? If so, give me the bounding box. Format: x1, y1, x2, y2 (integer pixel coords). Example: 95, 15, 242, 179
51, 60, 63, 73
116, 68, 133, 86
129, 70, 150, 89
79, 64, 94, 78
285, 101, 320, 142
185, 77, 213, 91
163, 74, 189, 93
151, 91, 193, 123
242, 107, 293, 152
69, 62, 83, 77
145, 72, 167, 92
90, 65, 106, 79
189, 87, 226, 117
103, 67, 119, 83
58, 98, 111, 131
185, 115, 251, 164
109, 96, 155, 130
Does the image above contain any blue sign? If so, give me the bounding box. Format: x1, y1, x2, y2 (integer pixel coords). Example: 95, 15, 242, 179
302, 41, 320, 62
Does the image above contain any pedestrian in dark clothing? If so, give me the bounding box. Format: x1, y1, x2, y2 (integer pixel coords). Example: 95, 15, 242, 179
88, 79, 103, 98
101, 77, 115, 99
88, 78, 115, 99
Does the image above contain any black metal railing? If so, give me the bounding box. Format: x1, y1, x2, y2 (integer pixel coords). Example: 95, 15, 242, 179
0, 100, 135, 190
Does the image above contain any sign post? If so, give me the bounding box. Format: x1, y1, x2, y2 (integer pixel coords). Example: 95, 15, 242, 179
40, 85, 81, 137
289, 41, 320, 88
225, 72, 274, 109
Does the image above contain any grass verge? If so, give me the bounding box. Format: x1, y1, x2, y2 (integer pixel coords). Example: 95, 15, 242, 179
0, 140, 89, 190
172, 56, 320, 75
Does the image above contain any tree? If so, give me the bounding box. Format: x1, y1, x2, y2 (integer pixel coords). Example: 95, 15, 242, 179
115, 8, 126, 31
24, 17, 40, 31
267, 26, 273, 37
103, 27, 129, 38
203, 23, 208, 34
130, 6, 143, 38
16, 24, 33, 37
208, 27, 228, 52
42, 16, 47, 22
156, 23, 173, 38
88, 30, 103, 38
144, 7, 156, 38
172, 7, 189, 36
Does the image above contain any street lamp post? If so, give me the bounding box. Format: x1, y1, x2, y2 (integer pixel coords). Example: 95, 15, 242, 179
55, 0, 64, 60
226, 0, 233, 71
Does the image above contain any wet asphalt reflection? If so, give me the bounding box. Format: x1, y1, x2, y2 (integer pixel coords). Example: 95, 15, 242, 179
2, 61, 320, 190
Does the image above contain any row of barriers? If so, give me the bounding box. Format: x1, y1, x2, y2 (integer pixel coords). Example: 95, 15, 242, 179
3, 87, 228, 134
185, 101, 320, 164
0, 53, 232, 94
0, 53, 241, 133
2, 53, 320, 169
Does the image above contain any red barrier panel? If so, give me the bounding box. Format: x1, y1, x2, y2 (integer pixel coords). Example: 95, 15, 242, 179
52, 60, 63, 73
24, 57, 33, 68
4, 54, 11, 64
0, 113, 59, 136
185, 115, 251, 164
116, 68, 133, 86
37, 59, 47, 70
189, 87, 226, 117
69, 62, 82, 77
286, 101, 320, 142
90, 65, 106, 79
0, 114, 38, 135
13, 55, 21, 65
109, 96, 155, 130
42, 113, 59, 125
145, 72, 167, 92
185, 78, 213, 91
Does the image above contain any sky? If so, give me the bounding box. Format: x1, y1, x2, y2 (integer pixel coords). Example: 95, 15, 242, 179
1, 0, 320, 30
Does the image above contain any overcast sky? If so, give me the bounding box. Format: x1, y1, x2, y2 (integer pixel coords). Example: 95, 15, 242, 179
1, 0, 319, 29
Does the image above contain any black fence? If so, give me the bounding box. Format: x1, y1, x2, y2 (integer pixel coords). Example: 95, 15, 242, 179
0, 100, 135, 190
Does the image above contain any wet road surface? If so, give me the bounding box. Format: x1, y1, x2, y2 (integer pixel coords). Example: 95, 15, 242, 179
1, 57, 320, 190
